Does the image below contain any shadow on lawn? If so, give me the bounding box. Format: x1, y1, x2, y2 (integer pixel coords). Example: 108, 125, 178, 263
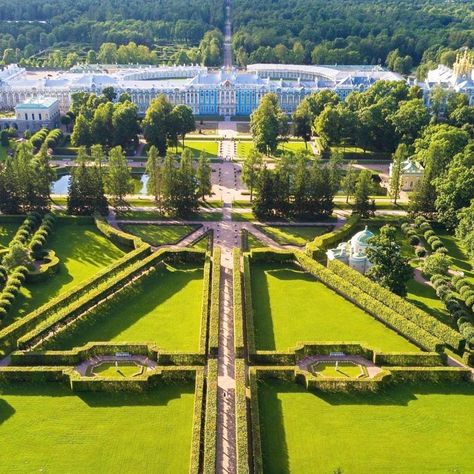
0, 383, 194, 408
259, 381, 290, 474
43, 265, 203, 350
78, 382, 195, 408
266, 379, 474, 407
251, 264, 316, 351
0, 399, 15, 425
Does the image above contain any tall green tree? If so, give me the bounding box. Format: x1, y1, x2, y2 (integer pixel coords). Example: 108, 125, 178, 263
366, 225, 413, 296
292, 99, 312, 148
105, 146, 133, 206
142, 95, 173, 156
250, 93, 288, 155
341, 160, 357, 203
242, 148, 263, 201
389, 143, 409, 204
196, 152, 212, 201
112, 100, 140, 148
456, 200, 474, 259
71, 113, 91, 147
170, 104, 195, 148
353, 169, 372, 217
146, 145, 163, 207
176, 148, 197, 216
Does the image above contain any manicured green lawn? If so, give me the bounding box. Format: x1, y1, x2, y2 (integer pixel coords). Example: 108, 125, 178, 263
175, 140, 219, 158
258, 379, 474, 474
91, 361, 145, 377
250, 263, 418, 351
406, 279, 451, 325
311, 361, 365, 378
437, 229, 474, 284
244, 232, 266, 251
0, 382, 195, 473
46, 263, 204, 352
236, 140, 310, 159
256, 225, 333, 246
7, 222, 124, 322
120, 223, 199, 246
0, 222, 19, 248
117, 209, 223, 221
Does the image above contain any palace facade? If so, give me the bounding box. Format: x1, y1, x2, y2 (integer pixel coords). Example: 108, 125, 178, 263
0, 63, 403, 117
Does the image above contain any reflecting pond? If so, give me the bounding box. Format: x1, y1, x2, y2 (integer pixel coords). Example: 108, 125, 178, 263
51, 174, 149, 195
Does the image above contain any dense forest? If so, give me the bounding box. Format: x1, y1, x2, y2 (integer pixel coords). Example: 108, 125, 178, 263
232, 0, 474, 75
0, 0, 473, 74
0, 0, 224, 66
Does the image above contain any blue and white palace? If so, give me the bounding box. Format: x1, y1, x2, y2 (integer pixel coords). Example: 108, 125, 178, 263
0, 63, 402, 117
2, 57, 473, 118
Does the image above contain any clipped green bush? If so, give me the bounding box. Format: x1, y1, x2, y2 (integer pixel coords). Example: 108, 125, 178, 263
208, 248, 221, 357
327, 258, 462, 351
296, 254, 445, 352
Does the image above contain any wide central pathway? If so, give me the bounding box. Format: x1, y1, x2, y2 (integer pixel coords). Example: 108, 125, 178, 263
216, 121, 238, 473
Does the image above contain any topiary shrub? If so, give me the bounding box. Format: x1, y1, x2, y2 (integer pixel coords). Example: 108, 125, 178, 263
424, 230, 436, 239
431, 240, 444, 251
415, 247, 427, 257
465, 293, 474, 308
423, 253, 450, 277
409, 235, 420, 246
435, 246, 448, 254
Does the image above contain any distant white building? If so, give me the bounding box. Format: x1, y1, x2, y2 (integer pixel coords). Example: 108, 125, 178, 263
389, 159, 424, 191
0, 97, 60, 131
422, 50, 474, 106
327, 226, 374, 274
0, 63, 403, 117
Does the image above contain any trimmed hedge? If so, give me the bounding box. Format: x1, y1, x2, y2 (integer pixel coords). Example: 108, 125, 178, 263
373, 352, 447, 366
199, 255, 211, 354
190, 368, 206, 474
0, 366, 70, 383
305, 214, 360, 260
297, 367, 391, 392
203, 359, 218, 473
10, 342, 155, 366
0, 243, 151, 355
295, 252, 444, 352
26, 249, 60, 283
208, 248, 221, 357
20, 250, 205, 350
249, 248, 294, 264
94, 213, 143, 249
328, 259, 464, 352
249, 369, 263, 474
233, 248, 245, 358
387, 366, 471, 383
235, 358, 250, 474
243, 254, 256, 355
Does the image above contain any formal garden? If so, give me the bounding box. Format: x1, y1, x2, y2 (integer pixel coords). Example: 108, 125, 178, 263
0, 381, 198, 472
0, 213, 219, 473
255, 378, 474, 473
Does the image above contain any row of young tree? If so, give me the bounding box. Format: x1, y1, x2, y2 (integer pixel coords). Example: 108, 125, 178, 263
67, 145, 212, 217
242, 150, 377, 220
0, 143, 55, 214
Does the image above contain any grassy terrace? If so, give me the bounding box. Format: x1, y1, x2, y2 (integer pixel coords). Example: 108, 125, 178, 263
119, 223, 199, 246
256, 225, 333, 247
45, 263, 204, 352
175, 140, 219, 158
0, 222, 19, 248
236, 140, 311, 159
258, 379, 474, 473
250, 263, 418, 352
0, 382, 195, 472
116, 209, 223, 222
7, 222, 124, 323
